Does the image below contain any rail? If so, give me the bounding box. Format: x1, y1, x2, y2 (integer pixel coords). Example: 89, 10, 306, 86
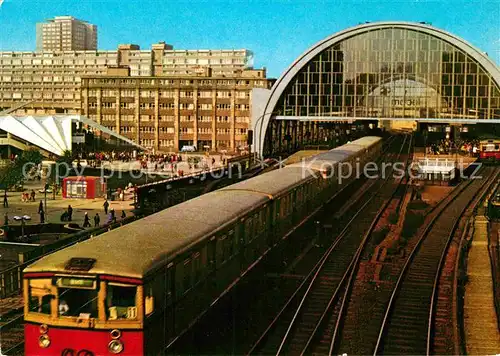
327, 134, 414, 355
247, 134, 408, 355
0, 215, 140, 299
0, 313, 24, 355
373, 167, 496, 355
428, 169, 498, 354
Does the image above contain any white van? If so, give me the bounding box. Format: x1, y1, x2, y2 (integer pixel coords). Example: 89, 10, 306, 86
181, 145, 196, 152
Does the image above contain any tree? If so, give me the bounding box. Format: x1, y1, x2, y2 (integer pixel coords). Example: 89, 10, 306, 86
0, 148, 43, 192
48, 150, 74, 185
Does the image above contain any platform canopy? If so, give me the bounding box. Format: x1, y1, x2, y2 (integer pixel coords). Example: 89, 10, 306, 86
0, 115, 144, 156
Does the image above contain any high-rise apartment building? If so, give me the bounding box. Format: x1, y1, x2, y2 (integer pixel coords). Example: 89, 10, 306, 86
0, 44, 253, 115
80, 70, 271, 153
36, 16, 97, 51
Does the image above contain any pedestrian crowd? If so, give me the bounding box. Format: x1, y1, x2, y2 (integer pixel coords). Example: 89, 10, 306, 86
426, 139, 480, 156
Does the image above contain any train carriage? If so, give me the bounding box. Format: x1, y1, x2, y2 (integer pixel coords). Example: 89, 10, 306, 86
479, 139, 500, 160
23, 136, 383, 356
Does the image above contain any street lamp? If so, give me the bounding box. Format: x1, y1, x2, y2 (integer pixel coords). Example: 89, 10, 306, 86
44, 183, 48, 222
13, 215, 31, 240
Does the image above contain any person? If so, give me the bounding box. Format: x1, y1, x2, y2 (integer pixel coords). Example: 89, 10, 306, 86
94, 213, 100, 227
110, 208, 116, 223
103, 199, 109, 215
3, 191, 8, 208
119, 190, 124, 201
60, 211, 69, 222
38, 200, 44, 214
67, 205, 73, 222
39, 209, 45, 224
121, 210, 126, 219
83, 212, 91, 228
30, 189, 36, 202
59, 299, 69, 315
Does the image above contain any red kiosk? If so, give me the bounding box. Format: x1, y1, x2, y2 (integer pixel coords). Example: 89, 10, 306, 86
62, 176, 106, 199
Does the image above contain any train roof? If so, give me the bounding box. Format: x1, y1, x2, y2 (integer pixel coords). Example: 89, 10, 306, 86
220, 166, 314, 197
24, 190, 268, 279
287, 136, 381, 171
347, 136, 382, 148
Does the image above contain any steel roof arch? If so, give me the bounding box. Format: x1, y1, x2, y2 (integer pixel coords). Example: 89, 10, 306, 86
257, 21, 500, 155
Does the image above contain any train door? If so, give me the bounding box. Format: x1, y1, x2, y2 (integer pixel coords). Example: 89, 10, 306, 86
275, 198, 282, 236
207, 236, 217, 298
165, 263, 175, 345
237, 218, 246, 272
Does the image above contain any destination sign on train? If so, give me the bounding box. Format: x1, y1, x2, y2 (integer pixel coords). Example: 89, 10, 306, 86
58, 278, 94, 288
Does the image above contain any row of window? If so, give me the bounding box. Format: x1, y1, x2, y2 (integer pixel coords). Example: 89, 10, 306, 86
111, 126, 247, 135
87, 78, 266, 87
87, 102, 250, 110
89, 111, 250, 123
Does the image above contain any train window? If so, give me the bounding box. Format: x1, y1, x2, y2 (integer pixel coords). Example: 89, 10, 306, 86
227, 230, 235, 256
28, 279, 53, 315
193, 252, 202, 282
106, 283, 138, 320
183, 258, 192, 291
218, 235, 227, 262
58, 286, 98, 318
145, 288, 154, 316
244, 219, 252, 242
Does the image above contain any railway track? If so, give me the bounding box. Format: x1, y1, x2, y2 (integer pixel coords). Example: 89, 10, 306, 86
431, 170, 498, 355
247, 134, 412, 355
372, 167, 498, 355
169, 135, 402, 354
0, 310, 24, 355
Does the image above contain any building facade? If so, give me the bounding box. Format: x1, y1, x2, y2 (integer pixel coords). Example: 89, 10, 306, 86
81, 70, 270, 152
36, 16, 97, 52
0, 46, 254, 115
252, 22, 500, 157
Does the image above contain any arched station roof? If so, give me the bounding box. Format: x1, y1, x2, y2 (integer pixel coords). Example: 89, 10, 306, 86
255, 21, 500, 156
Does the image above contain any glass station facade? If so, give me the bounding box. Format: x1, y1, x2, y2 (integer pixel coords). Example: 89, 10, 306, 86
275, 27, 500, 120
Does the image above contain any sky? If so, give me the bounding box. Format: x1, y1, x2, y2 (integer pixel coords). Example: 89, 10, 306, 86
0, 0, 498, 77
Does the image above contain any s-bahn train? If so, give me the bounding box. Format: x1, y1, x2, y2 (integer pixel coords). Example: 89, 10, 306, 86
23, 136, 383, 355
479, 139, 500, 160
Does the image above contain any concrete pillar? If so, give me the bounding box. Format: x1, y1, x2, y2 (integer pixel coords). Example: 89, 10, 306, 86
96, 88, 102, 125
174, 88, 180, 152
211, 89, 216, 151
82, 87, 89, 117
154, 89, 159, 152
115, 88, 120, 134
193, 88, 198, 149
135, 88, 140, 144
230, 88, 235, 150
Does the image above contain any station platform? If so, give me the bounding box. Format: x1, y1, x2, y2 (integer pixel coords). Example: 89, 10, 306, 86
463, 215, 500, 354
412, 154, 478, 184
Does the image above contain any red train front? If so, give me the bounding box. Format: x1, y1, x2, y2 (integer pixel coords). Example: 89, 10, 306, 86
479, 139, 500, 160
24, 270, 147, 355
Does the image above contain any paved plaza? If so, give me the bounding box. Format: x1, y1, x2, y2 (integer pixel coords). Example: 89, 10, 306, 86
78, 153, 228, 177
2, 179, 135, 227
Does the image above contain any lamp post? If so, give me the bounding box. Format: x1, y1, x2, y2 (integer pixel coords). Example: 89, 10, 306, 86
13, 215, 31, 240
44, 183, 48, 222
